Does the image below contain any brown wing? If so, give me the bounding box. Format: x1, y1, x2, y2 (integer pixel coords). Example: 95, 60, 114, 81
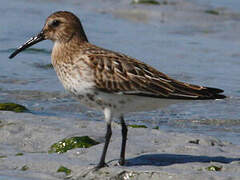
82, 46, 225, 100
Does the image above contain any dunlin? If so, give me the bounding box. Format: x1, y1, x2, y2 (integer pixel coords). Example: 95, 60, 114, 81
9, 11, 226, 169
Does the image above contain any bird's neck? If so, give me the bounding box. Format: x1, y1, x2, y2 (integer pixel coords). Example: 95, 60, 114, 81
51, 36, 88, 66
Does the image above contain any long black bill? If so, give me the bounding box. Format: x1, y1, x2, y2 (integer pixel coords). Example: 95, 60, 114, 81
9, 31, 45, 59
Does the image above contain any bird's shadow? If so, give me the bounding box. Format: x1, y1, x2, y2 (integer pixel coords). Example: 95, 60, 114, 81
125, 153, 240, 166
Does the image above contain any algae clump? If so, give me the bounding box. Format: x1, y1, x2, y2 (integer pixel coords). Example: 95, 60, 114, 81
205, 10, 220, 15
49, 136, 99, 153
21, 165, 29, 171
34, 63, 53, 69
206, 165, 222, 171
132, 0, 160, 5
0, 103, 28, 113
129, 124, 147, 128
15, 153, 24, 156
57, 166, 72, 175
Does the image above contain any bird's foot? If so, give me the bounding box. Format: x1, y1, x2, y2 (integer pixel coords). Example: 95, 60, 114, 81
118, 158, 125, 166
94, 162, 109, 171
80, 163, 108, 177
113, 159, 126, 166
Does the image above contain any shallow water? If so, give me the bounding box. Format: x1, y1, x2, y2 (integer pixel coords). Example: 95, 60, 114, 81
201, 0, 240, 12
0, 0, 240, 155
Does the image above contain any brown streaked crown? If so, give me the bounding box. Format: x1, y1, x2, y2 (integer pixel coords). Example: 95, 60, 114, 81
43, 11, 88, 43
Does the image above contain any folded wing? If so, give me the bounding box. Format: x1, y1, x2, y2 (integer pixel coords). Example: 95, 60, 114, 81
82, 47, 225, 100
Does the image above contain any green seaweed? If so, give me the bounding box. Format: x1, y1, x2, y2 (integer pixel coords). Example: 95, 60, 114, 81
15, 153, 24, 156
0, 103, 28, 113
202, 29, 210, 34
206, 165, 222, 171
21, 165, 29, 171
128, 124, 147, 128
132, 0, 160, 5
205, 10, 220, 15
49, 136, 99, 153
0, 122, 16, 128
0, 155, 7, 158
152, 126, 159, 130
34, 63, 53, 69
57, 166, 72, 175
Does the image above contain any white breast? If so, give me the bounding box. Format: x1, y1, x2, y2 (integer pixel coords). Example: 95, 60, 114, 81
53, 55, 95, 96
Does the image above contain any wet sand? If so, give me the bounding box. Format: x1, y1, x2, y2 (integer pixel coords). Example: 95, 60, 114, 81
0, 111, 239, 180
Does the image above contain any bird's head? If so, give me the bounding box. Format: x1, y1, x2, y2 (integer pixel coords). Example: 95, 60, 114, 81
9, 11, 88, 59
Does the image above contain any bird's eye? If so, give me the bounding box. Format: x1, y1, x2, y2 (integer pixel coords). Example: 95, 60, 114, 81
51, 20, 60, 27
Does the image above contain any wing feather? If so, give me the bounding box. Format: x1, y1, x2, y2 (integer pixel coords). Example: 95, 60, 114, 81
81, 46, 225, 100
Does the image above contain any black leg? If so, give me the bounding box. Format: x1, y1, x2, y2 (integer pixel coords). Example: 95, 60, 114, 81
119, 116, 128, 166
96, 123, 112, 169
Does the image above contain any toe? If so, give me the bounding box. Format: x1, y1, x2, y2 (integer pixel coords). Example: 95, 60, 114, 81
94, 162, 108, 170
118, 158, 125, 166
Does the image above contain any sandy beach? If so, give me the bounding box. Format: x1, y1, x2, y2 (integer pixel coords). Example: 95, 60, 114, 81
0, 111, 239, 179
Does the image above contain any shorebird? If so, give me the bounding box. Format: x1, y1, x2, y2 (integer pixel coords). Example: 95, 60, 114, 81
9, 11, 226, 169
